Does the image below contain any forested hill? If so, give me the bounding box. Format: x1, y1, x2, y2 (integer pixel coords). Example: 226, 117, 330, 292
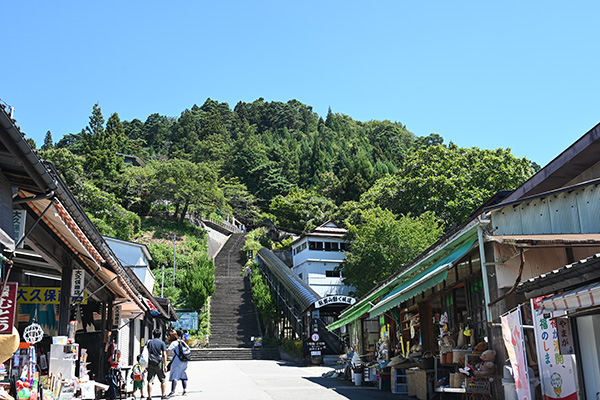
35, 97, 538, 297
38, 97, 536, 238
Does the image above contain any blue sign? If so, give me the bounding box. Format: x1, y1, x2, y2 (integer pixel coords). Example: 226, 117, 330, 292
172, 312, 199, 330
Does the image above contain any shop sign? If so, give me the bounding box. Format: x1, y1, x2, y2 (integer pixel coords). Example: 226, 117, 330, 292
12, 210, 26, 249
113, 305, 122, 326
71, 268, 85, 298
531, 298, 577, 400
172, 312, 199, 330
16, 287, 88, 304
0, 282, 17, 334
143, 297, 160, 316
501, 307, 532, 400
555, 317, 574, 355
314, 295, 356, 309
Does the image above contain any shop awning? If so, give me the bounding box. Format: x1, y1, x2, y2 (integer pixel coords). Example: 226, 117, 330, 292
0, 228, 14, 253
368, 237, 477, 318
540, 282, 600, 312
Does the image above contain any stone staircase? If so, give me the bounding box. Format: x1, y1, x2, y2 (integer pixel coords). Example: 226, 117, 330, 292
201, 233, 279, 360
190, 347, 280, 361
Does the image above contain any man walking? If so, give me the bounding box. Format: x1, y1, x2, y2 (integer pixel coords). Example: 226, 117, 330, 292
146, 328, 168, 400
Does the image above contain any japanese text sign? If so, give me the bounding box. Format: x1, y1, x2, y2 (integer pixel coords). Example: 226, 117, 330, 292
531, 298, 577, 400
16, 287, 88, 304
0, 282, 17, 334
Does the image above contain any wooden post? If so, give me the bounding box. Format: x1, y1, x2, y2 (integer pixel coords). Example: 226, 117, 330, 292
58, 260, 73, 336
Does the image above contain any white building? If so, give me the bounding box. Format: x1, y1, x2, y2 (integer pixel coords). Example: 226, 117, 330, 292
104, 236, 155, 292
291, 221, 354, 297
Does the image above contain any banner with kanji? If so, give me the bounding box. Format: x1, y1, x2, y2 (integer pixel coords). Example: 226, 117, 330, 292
16, 287, 87, 304
501, 307, 532, 400
531, 297, 577, 400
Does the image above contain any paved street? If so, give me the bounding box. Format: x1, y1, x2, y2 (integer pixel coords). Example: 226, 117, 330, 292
147, 360, 407, 400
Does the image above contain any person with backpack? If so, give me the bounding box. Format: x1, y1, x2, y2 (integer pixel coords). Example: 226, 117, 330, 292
166, 330, 190, 396
146, 328, 168, 400
131, 355, 146, 400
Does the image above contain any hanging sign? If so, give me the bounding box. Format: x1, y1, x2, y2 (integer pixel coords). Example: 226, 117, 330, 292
531, 298, 577, 400
501, 307, 532, 400
143, 297, 160, 316
113, 305, 122, 326
314, 295, 356, 309
71, 268, 85, 300
16, 287, 88, 304
12, 210, 26, 249
0, 282, 18, 334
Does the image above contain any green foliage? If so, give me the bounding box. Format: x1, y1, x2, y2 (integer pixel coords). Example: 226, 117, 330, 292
269, 188, 337, 232
341, 208, 443, 297
41, 131, 54, 151
273, 235, 294, 250
180, 255, 215, 309
243, 228, 271, 252
248, 261, 280, 333
361, 144, 536, 229
281, 338, 303, 358
78, 182, 140, 240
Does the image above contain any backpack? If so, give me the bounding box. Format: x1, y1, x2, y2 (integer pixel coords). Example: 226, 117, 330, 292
132, 364, 143, 381
177, 340, 192, 362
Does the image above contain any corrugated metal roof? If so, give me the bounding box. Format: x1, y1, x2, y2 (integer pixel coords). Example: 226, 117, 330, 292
517, 252, 600, 298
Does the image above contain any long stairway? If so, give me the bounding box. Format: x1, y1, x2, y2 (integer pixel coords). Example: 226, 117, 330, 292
198, 233, 279, 360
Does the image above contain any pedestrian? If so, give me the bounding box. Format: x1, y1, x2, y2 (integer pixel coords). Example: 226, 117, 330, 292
183, 330, 190, 345
131, 354, 146, 400
166, 330, 189, 397
146, 328, 168, 400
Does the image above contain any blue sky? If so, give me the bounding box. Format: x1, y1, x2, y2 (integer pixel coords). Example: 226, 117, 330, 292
2, 1, 600, 167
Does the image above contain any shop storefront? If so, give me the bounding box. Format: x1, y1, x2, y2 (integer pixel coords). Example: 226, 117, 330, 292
518, 253, 600, 400
0, 105, 156, 400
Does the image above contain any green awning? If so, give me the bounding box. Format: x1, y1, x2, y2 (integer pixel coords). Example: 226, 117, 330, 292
326, 278, 398, 331
368, 237, 477, 318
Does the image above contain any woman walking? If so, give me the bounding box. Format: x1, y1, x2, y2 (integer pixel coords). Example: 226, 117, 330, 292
167, 330, 189, 396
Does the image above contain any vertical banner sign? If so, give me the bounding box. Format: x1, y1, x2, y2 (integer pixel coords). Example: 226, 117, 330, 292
113, 305, 122, 327
0, 282, 18, 334
12, 210, 26, 249
531, 298, 577, 400
71, 268, 85, 302
501, 307, 532, 400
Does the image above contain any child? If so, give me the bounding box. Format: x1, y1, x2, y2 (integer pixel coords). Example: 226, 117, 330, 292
131, 355, 146, 400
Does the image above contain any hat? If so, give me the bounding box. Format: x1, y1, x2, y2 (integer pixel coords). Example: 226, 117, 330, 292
0, 327, 20, 364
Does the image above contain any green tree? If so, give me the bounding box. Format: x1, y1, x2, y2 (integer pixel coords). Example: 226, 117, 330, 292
269, 188, 337, 232
340, 208, 443, 296
180, 255, 215, 309
155, 159, 224, 222
41, 131, 54, 151
360, 144, 536, 228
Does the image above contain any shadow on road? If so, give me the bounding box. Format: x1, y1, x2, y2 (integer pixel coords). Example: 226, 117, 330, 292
304, 375, 410, 400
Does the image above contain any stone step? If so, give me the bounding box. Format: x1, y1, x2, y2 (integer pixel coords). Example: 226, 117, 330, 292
191, 348, 280, 361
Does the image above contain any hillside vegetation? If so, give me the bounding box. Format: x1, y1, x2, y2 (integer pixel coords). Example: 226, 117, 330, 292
36, 97, 538, 299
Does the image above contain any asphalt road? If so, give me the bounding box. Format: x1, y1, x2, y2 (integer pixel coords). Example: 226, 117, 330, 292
145, 359, 407, 400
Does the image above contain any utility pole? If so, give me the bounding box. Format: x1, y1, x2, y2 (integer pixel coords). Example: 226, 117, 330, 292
161, 263, 165, 297
172, 234, 177, 286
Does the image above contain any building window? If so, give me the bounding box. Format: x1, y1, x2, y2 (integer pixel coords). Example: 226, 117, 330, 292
324, 242, 340, 251
299, 273, 303, 281
340, 242, 349, 251
309, 241, 324, 251
326, 270, 342, 278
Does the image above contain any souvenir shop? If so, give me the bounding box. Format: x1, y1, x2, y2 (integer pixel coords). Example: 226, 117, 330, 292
332, 228, 497, 397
